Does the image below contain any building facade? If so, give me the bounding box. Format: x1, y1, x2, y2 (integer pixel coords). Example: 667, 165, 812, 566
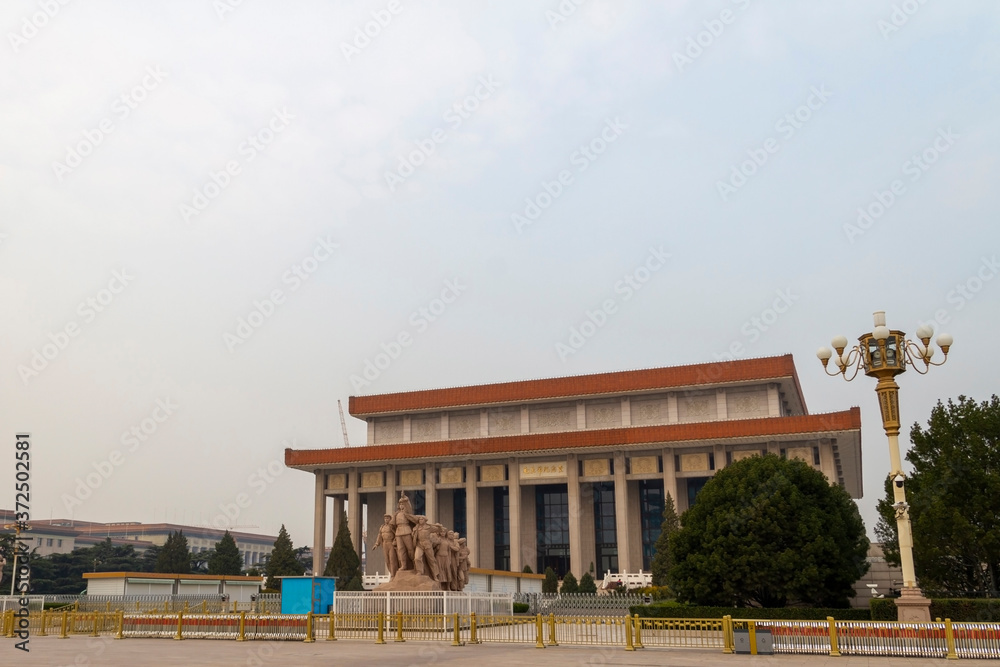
286, 355, 863, 579
0, 512, 276, 569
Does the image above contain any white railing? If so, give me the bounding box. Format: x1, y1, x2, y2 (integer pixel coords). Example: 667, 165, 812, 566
361, 573, 391, 590
600, 570, 652, 590
334, 591, 512, 617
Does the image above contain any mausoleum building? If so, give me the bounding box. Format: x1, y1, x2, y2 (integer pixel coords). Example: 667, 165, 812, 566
286, 355, 862, 579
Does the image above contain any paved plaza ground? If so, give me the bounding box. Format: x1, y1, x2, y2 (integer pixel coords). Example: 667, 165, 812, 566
6, 638, 999, 667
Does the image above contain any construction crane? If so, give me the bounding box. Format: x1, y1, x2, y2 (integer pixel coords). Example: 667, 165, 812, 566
338, 399, 351, 447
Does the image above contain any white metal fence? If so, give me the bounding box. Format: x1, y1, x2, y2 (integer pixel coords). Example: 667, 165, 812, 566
334, 591, 512, 617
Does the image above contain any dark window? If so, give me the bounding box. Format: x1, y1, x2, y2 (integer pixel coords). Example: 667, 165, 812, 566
593, 482, 618, 578
535, 484, 570, 577
453, 488, 467, 538
686, 477, 710, 508
493, 487, 510, 571
411, 490, 426, 516
639, 479, 665, 571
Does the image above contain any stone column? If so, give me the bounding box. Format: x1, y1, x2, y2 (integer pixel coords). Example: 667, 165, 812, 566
313, 471, 326, 575
662, 448, 677, 506
567, 454, 583, 578
767, 384, 781, 416
465, 460, 479, 567
425, 463, 437, 522
613, 451, 632, 572
367, 419, 375, 444
667, 393, 679, 423
332, 496, 344, 536
347, 467, 361, 558
385, 464, 397, 518
509, 459, 522, 572
621, 397, 631, 426
716, 389, 728, 420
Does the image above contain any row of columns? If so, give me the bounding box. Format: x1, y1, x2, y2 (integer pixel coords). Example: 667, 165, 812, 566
312, 447, 684, 577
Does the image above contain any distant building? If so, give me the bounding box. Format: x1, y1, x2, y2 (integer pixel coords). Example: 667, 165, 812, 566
0, 512, 276, 569
287, 355, 864, 580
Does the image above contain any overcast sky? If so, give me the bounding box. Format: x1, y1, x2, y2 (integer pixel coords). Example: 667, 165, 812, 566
2, 1, 998, 551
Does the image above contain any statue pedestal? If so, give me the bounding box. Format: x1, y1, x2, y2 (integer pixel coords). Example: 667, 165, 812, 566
372, 569, 443, 592
894, 587, 932, 622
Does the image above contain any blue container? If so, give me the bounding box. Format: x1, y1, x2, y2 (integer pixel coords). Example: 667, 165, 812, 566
279, 576, 336, 614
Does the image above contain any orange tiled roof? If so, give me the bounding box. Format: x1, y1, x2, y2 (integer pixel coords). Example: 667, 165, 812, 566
350, 355, 802, 416
285, 408, 859, 468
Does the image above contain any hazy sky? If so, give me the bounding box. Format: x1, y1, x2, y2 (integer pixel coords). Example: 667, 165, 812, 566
3, 1, 998, 551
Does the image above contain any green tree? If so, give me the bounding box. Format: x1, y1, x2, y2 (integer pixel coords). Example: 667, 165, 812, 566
651, 493, 680, 587
208, 531, 244, 576
669, 454, 868, 608
579, 572, 597, 594
324, 510, 361, 586
542, 567, 558, 593
522, 565, 533, 574
560, 571, 579, 593
264, 525, 304, 591
155, 531, 191, 574
876, 395, 1000, 594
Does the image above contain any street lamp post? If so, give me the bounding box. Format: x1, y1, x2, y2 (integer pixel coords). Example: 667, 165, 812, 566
816, 310, 953, 623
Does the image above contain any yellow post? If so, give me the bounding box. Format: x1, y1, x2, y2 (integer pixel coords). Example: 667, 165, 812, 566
748, 620, 757, 656
39, 610, 48, 637
74, 600, 79, 613
183, 601, 189, 614
136, 600, 140, 613
625, 614, 635, 651
827, 616, 840, 657
174, 611, 184, 641
723, 615, 734, 654
535, 614, 545, 649
547, 613, 558, 646
327, 612, 337, 641
3, 610, 11, 638
237, 611, 246, 642
164, 601, 169, 614
634, 614, 644, 649
945, 618, 958, 660
233, 600, 238, 614
452, 613, 462, 647
92, 611, 101, 637
395, 611, 405, 642
115, 610, 124, 640
106, 601, 111, 613
304, 611, 315, 643
202, 600, 207, 615
376, 611, 386, 644
470, 612, 478, 644
60, 610, 69, 639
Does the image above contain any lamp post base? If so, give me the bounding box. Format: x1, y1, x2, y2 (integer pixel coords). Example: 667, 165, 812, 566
894, 587, 932, 623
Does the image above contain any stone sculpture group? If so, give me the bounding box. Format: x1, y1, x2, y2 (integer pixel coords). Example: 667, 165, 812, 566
372, 493, 470, 591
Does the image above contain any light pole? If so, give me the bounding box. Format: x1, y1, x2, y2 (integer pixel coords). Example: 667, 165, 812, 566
816, 310, 953, 623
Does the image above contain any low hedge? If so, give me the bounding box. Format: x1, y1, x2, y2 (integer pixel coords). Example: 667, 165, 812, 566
631, 602, 871, 621
512, 602, 530, 614
871, 598, 1000, 622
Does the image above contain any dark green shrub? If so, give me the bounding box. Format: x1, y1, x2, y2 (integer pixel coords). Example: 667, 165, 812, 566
632, 602, 871, 620
870, 598, 1000, 622
561, 571, 579, 594
870, 599, 896, 621
513, 602, 530, 614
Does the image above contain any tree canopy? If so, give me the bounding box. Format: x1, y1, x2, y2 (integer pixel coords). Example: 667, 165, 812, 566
651, 492, 680, 588
578, 572, 597, 594
561, 571, 579, 593
876, 395, 1000, 594
208, 531, 244, 576
669, 454, 868, 608
542, 567, 558, 593
155, 531, 191, 574
264, 525, 304, 591
324, 510, 361, 589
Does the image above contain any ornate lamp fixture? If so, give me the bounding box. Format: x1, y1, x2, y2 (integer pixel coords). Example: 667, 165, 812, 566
816, 311, 953, 622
